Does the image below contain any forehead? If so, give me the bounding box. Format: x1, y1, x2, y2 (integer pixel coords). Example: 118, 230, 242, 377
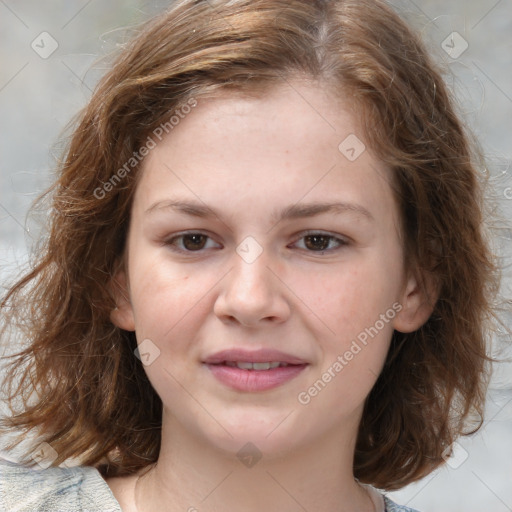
133, 80, 398, 230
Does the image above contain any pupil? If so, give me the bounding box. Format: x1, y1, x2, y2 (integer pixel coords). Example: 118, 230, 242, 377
305, 235, 329, 251
184, 234, 206, 250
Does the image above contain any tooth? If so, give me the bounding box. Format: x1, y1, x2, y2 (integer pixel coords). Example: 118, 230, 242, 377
252, 362, 271, 370
236, 361, 254, 370
230, 361, 288, 370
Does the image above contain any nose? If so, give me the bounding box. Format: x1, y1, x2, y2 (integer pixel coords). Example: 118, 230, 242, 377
213, 247, 291, 327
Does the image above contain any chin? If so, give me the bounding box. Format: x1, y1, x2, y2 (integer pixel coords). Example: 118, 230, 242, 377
199, 413, 313, 462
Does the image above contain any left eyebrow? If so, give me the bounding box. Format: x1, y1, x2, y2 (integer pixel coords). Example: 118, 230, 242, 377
277, 202, 374, 222
145, 199, 375, 223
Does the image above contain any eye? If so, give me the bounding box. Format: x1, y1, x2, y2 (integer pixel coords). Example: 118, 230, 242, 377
164, 232, 221, 252
163, 231, 348, 254
292, 232, 349, 252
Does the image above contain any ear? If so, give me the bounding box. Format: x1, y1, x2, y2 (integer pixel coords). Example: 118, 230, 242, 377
109, 267, 136, 332
393, 269, 439, 333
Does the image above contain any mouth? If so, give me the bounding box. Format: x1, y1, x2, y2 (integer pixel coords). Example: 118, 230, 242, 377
203, 348, 308, 366
203, 349, 309, 391
218, 361, 296, 370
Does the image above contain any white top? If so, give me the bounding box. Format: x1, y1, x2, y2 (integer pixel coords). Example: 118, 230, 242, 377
0, 457, 419, 511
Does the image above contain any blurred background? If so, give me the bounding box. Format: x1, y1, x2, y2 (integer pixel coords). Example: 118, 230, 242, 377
0, 1, 511, 510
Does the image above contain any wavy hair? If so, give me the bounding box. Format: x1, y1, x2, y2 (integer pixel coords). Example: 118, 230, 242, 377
0, 0, 500, 490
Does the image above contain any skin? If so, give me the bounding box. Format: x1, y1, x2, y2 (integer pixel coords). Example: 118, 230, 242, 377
108, 78, 434, 512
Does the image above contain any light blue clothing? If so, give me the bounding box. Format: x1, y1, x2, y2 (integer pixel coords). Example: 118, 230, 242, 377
0, 457, 419, 511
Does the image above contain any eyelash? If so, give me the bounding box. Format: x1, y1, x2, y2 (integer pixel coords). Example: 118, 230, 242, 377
163, 230, 349, 255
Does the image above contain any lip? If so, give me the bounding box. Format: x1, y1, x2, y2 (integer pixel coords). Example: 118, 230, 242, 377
202, 348, 309, 392
202, 348, 308, 365
205, 364, 307, 392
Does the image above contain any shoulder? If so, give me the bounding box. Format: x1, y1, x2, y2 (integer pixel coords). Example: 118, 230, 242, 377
384, 494, 420, 512
0, 456, 121, 512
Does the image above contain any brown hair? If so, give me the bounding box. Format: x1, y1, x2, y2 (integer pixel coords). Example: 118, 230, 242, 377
0, 0, 500, 490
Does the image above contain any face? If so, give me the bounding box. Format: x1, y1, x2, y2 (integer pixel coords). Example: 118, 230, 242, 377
111, 79, 431, 459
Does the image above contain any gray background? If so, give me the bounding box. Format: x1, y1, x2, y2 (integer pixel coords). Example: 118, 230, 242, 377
0, 1, 511, 511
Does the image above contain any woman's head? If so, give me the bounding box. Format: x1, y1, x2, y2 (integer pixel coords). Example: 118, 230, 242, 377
0, 0, 497, 490
108, 77, 436, 487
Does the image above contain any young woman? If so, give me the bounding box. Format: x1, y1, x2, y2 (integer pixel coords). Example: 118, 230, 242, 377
0, 1, 499, 510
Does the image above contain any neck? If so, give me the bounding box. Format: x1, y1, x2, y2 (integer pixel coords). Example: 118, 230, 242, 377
134, 407, 374, 512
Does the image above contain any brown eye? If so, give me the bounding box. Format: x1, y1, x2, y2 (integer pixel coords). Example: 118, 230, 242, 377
292, 232, 349, 253
165, 232, 220, 253
181, 234, 208, 251
304, 234, 331, 251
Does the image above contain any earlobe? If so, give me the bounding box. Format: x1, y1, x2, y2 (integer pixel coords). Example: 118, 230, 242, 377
393, 270, 438, 333
109, 269, 136, 332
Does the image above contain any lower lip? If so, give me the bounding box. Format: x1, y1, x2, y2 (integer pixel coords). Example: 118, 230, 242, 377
205, 364, 307, 391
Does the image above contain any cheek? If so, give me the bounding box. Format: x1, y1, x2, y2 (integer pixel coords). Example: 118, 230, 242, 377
290, 257, 399, 394
127, 262, 213, 397
297, 266, 397, 411
128, 254, 205, 342
293, 260, 400, 337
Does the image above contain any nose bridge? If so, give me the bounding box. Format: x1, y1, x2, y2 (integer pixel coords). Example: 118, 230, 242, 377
228, 240, 273, 299
214, 237, 289, 325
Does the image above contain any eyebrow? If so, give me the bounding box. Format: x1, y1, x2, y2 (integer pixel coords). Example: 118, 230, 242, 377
145, 198, 374, 223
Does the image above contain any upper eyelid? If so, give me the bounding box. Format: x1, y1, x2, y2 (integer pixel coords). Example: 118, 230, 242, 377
296, 230, 350, 242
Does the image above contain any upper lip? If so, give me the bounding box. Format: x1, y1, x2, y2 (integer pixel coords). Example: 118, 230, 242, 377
203, 348, 308, 365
